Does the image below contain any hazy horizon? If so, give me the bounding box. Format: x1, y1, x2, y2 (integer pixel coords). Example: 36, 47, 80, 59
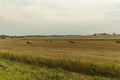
0, 0, 120, 35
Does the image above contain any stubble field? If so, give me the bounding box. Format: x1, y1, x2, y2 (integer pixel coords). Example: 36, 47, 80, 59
0, 36, 120, 80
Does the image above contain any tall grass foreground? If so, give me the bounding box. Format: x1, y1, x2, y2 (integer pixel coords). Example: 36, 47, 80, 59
0, 52, 120, 77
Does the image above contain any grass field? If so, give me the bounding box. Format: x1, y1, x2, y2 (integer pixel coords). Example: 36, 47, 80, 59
0, 37, 120, 79
0, 57, 115, 80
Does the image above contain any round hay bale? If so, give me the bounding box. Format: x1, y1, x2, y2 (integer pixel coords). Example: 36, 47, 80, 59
68, 40, 75, 43
27, 41, 32, 44
116, 40, 120, 43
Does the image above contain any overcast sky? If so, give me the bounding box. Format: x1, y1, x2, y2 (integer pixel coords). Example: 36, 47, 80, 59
0, 0, 120, 35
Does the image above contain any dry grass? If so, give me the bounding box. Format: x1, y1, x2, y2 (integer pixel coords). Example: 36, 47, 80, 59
0, 38, 120, 77
1, 38, 120, 62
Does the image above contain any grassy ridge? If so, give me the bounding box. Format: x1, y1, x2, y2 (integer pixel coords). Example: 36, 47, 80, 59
0, 52, 120, 78
0, 57, 81, 80
0, 57, 114, 80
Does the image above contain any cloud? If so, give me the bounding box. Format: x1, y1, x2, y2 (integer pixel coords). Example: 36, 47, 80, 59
0, 0, 120, 35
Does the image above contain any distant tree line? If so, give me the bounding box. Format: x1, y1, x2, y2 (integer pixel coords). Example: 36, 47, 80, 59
0, 35, 9, 39
0, 35, 24, 39
93, 33, 117, 36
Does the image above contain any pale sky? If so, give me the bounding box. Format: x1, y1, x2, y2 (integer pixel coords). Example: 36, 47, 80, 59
0, 0, 120, 35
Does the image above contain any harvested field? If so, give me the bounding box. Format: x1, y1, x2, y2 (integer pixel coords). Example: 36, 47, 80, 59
0, 37, 120, 79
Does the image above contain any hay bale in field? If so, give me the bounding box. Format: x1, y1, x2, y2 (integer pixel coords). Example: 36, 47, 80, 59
116, 40, 120, 43
27, 41, 32, 44
49, 40, 52, 42
68, 40, 75, 43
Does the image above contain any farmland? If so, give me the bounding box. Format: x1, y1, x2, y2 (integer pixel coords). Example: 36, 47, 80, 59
0, 36, 120, 79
